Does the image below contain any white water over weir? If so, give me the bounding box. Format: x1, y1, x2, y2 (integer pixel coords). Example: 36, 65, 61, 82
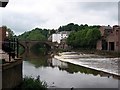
54, 52, 120, 76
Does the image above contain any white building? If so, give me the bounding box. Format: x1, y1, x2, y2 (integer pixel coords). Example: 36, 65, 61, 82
52, 34, 61, 43
52, 31, 70, 44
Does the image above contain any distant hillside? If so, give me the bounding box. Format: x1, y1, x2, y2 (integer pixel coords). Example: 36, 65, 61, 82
18, 23, 101, 42
18, 28, 56, 41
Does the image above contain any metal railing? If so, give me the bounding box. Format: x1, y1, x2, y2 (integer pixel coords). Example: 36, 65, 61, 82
0, 37, 19, 62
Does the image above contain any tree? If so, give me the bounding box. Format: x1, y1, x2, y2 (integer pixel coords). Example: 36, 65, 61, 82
58, 23, 80, 32
7, 28, 14, 38
18, 28, 48, 41
2, 26, 14, 38
67, 32, 76, 47
67, 26, 101, 49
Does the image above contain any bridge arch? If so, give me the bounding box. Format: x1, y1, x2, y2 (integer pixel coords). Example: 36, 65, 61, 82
18, 40, 55, 55
18, 42, 26, 55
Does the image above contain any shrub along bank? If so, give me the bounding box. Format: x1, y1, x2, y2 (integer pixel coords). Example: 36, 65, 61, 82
14, 76, 47, 90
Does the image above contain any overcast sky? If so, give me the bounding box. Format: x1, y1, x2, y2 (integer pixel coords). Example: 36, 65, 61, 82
0, 0, 119, 35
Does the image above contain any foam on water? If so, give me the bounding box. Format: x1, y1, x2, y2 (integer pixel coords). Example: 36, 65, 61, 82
54, 52, 120, 76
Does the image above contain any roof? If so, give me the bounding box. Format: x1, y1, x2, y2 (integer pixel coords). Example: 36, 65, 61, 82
103, 26, 112, 30
58, 31, 71, 34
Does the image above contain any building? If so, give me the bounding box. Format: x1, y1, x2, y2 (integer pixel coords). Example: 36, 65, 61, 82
52, 31, 70, 44
0, 26, 23, 89
58, 38, 69, 50
48, 35, 52, 41
52, 34, 61, 43
96, 25, 120, 52
0, 27, 7, 49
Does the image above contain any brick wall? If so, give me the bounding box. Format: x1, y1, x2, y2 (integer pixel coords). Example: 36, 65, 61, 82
0, 27, 6, 49
96, 40, 102, 50
97, 25, 120, 52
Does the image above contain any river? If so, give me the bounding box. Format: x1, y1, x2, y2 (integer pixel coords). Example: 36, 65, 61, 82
22, 52, 119, 88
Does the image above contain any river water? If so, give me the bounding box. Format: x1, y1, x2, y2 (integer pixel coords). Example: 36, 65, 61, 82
22, 52, 120, 88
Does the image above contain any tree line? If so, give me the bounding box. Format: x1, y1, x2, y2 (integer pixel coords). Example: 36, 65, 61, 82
18, 28, 56, 41
58, 23, 101, 49
3, 23, 102, 50
67, 27, 101, 49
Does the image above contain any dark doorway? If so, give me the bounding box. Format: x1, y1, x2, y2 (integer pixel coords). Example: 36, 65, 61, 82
102, 40, 108, 50
109, 42, 114, 51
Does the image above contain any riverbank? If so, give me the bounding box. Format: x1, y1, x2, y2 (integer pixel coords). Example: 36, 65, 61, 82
75, 49, 120, 58
57, 48, 120, 58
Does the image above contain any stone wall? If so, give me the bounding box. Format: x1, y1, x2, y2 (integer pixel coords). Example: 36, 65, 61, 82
2, 60, 22, 89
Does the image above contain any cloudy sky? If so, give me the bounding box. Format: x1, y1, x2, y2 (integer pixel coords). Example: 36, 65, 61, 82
0, 0, 119, 35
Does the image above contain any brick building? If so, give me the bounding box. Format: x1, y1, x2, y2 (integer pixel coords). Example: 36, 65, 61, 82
96, 25, 120, 52
0, 27, 7, 49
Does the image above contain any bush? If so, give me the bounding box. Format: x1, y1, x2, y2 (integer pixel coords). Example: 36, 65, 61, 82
15, 76, 47, 90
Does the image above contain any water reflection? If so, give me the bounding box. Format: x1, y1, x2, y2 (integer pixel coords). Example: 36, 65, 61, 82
23, 56, 119, 88
25, 57, 48, 68
52, 58, 99, 75
25, 56, 120, 79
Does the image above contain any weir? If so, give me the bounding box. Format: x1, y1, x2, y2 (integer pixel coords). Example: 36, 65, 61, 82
54, 52, 120, 77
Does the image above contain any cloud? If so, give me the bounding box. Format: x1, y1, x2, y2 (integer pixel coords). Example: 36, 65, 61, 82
2, 10, 48, 32
0, 0, 119, 35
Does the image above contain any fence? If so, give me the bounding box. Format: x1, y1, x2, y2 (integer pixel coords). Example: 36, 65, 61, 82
0, 37, 19, 62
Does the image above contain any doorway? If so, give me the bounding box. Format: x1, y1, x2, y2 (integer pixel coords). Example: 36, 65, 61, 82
109, 42, 114, 51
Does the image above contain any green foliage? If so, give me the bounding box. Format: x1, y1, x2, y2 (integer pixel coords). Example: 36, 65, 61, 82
28, 57, 48, 68
18, 28, 57, 41
27, 31, 46, 41
67, 26, 101, 49
86, 28, 101, 48
18, 28, 55, 55
18, 28, 47, 41
63, 63, 99, 76
2, 26, 14, 38
18, 23, 101, 50
15, 76, 47, 90
67, 32, 76, 46
58, 23, 100, 32
58, 23, 80, 32
30, 43, 48, 55
19, 45, 25, 54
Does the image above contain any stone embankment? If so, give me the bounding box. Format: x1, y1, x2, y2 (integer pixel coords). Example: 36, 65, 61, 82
0, 49, 22, 89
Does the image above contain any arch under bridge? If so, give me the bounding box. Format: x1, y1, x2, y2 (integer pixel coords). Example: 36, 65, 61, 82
18, 40, 57, 55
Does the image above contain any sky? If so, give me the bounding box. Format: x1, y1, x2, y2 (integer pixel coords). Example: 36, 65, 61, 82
0, 0, 119, 35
